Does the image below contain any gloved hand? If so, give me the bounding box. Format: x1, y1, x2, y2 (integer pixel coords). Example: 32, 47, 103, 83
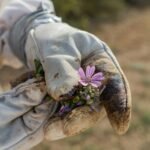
24, 22, 131, 136
0, 78, 58, 150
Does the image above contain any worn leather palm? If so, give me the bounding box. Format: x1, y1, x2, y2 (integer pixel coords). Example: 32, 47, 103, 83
0, 22, 131, 150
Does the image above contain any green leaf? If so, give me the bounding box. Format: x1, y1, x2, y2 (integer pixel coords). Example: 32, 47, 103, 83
87, 99, 94, 105
73, 96, 80, 103
34, 59, 44, 77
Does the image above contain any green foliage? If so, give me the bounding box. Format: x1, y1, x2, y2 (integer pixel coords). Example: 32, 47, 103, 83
34, 59, 44, 77
52, 0, 150, 29
126, 0, 150, 7
53, 0, 127, 29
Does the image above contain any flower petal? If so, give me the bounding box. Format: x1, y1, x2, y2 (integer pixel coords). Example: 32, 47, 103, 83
77, 101, 83, 106
79, 80, 88, 86
60, 106, 65, 112
92, 72, 104, 81
86, 66, 95, 77
78, 67, 86, 79
63, 106, 71, 112
90, 80, 102, 87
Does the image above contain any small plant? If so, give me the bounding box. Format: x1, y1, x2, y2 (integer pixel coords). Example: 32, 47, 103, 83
59, 66, 105, 116
34, 59, 105, 117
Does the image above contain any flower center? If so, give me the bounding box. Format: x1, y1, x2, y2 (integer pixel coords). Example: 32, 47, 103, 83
86, 77, 92, 83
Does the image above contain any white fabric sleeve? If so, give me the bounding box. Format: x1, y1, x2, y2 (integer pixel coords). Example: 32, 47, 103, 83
0, 0, 55, 29
0, 0, 55, 68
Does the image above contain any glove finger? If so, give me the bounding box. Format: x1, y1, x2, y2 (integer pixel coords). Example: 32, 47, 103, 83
82, 43, 131, 135
22, 98, 58, 134
0, 78, 47, 126
45, 104, 106, 141
44, 56, 80, 100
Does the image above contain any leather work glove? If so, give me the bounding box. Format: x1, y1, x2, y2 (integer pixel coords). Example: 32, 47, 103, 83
24, 22, 131, 138
0, 78, 59, 150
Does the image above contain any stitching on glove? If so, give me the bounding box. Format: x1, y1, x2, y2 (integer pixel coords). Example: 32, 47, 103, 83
30, 29, 45, 63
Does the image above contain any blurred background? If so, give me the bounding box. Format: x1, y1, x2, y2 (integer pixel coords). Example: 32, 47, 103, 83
0, 0, 150, 150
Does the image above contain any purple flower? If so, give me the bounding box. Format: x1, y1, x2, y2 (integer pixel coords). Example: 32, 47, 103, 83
59, 105, 71, 115
78, 66, 104, 87
76, 101, 83, 106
